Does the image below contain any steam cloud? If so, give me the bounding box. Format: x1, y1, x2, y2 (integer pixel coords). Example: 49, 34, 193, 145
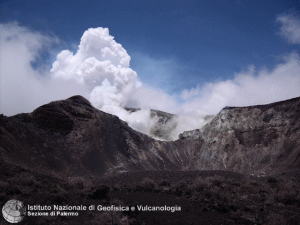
1, 16, 300, 140
51, 27, 139, 109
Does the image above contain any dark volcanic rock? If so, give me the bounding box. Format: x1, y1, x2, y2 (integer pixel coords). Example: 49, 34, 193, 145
0, 96, 190, 176
179, 129, 201, 140
1, 95, 300, 178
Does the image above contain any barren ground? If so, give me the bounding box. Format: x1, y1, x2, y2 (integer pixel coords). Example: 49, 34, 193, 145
1, 162, 299, 224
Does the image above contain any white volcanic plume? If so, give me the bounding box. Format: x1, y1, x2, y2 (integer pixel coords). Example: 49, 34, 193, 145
51, 27, 140, 109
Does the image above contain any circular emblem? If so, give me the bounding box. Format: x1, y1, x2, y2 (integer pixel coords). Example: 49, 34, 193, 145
2, 200, 26, 223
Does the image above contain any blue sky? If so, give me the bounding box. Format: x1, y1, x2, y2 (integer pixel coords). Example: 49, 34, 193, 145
1, 0, 300, 119
1, 0, 299, 90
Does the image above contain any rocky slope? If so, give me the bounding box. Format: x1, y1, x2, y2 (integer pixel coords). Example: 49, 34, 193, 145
0, 95, 299, 178
191, 97, 300, 176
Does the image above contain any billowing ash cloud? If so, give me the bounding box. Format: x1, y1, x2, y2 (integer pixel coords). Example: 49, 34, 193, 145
1, 22, 300, 140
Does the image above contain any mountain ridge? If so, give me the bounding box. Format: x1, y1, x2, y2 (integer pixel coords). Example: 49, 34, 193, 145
1, 95, 299, 179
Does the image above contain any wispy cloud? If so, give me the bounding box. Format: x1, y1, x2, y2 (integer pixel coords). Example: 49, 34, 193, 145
180, 53, 300, 116
0, 22, 89, 115
277, 13, 300, 44
130, 52, 179, 94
